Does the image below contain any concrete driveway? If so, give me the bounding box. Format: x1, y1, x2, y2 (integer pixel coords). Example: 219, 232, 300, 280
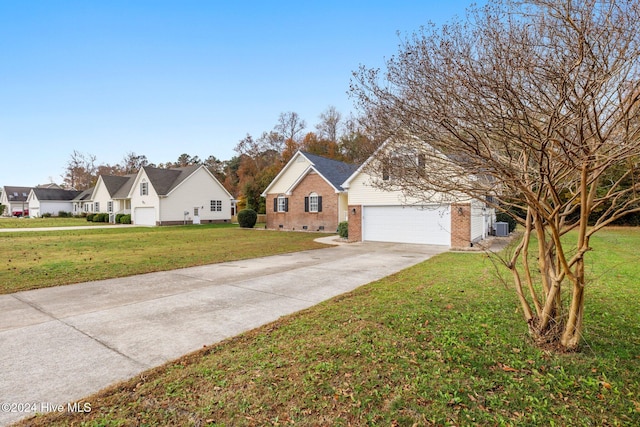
0, 240, 446, 426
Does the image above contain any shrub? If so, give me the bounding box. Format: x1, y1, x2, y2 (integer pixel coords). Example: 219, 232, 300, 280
120, 214, 131, 224
237, 209, 258, 228
115, 214, 124, 224
86, 214, 95, 222
496, 211, 517, 233
58, 211, 71, 218
90, 213, 108, 223
338, 221, 348, 239
42, 212, 52, 218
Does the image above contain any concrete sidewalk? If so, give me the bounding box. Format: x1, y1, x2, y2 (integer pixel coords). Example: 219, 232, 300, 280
0, 224, 141, 233
0, 241, 447, 426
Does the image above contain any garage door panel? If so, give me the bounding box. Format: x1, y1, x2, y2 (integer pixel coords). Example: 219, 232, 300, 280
134, 207, 156, 226
363, 205, 450, 246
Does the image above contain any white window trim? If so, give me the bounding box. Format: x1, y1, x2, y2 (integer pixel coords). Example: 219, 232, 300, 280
210, 200, 222, 212
309, 192, 319, 213
277, 195, 286, 212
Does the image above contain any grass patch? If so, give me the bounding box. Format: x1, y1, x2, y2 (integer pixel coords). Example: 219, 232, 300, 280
0, 217, 110, 228
18, 227, 640, 426
0, 224, 326, 294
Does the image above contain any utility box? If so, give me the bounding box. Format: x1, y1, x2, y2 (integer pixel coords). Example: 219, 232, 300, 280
495, 222, 509, 237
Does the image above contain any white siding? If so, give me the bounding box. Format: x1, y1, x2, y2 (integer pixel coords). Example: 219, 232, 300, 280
347, 170, 451, 206
33, 201, 74, 216
92, 177, 113, 213
267, 155, 312, 195
130, 170, 161, 224
470, 200, 486, 242
338, 192, 349, 223
159, 167, 231, 223
470, 199, 496, 242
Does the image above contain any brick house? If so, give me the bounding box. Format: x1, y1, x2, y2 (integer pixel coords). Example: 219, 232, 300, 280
261, 151, 359, 232
262, 148, 495, 248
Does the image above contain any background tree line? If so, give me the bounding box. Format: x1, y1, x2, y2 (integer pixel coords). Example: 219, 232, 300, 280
60, 107, 381, 213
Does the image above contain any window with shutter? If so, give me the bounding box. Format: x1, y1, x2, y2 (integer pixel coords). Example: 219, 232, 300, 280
277, 195, 288, 212
308, 193, 319, 212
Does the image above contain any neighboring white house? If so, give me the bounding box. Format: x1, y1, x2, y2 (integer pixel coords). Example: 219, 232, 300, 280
27, 188, 82, 217
89, 174, 136, 222
72, 187, 96, 216
1, 186, 32, 217
127, 165, 233, 226
68, 165, 233, 225
341, 142, 495, 248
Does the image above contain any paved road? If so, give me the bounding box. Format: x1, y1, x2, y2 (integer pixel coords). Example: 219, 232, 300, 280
0, 240, 447, 426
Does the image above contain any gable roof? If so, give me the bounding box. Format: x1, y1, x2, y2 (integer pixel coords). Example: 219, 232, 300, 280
31, 188, 82, 201
74, 188, 94, 201
261, 151, 360, 196
341, 137, 479, 193
101, 175, 135, 197
37, 183, 63, 190
3, 186, 32, 202
142, 165, 201, 196
299, 151, 360, 192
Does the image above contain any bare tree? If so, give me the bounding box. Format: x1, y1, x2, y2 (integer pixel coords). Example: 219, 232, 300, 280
351, 0, 640, 351
274, 111, 306, 143
316, 105, 342, 143
62, 150, 97, 190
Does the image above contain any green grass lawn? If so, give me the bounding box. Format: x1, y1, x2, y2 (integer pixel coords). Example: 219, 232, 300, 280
17, 227, 639, 426
0, 223, 326, 294
0, 217, 111, 228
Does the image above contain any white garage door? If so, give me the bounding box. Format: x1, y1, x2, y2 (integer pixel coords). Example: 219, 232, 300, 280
363, 205, 451, 246
134, 207, 156, 226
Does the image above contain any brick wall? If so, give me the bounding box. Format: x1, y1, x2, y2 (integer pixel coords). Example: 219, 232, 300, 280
347, 205, 362, 242
265, 172, 339, 232
450, 203, 471, 248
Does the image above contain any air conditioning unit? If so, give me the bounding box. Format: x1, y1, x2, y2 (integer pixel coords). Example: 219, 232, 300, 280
495, 222, 509, 237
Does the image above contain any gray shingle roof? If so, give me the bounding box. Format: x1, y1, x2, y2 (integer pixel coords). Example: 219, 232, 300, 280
300, 152, 360, 191
32, 188, 82, 201
3, 186, 32, 202
74, 188, 94, 201
143, 165, 201, 196
101, 175, 133, 197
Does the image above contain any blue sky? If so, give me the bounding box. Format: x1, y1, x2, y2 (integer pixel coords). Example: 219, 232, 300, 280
1, 1, 479, 187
